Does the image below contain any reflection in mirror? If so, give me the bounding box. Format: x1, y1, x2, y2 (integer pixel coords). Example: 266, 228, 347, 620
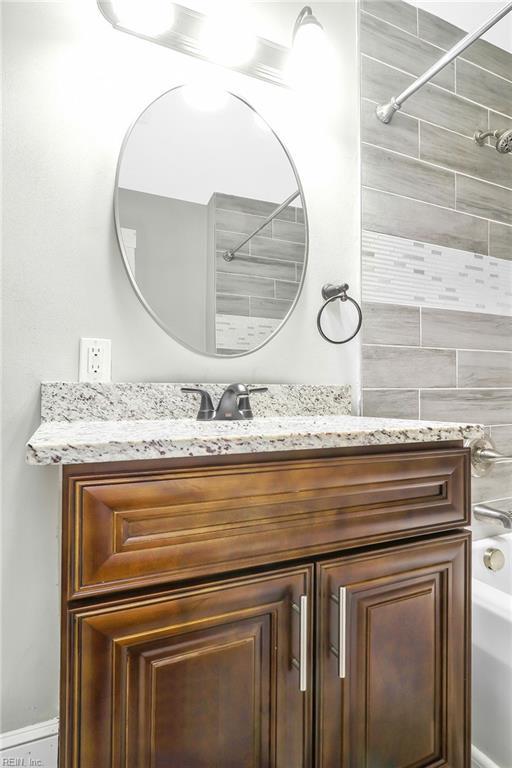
116, 86, 307, 357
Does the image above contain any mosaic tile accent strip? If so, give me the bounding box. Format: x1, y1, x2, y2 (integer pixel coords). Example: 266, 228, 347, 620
362, 230, 512, 316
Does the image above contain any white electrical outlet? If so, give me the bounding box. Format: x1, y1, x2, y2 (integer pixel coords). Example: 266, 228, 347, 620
79, 338, 112, 383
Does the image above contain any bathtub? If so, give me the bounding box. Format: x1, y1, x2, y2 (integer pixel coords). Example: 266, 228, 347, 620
472, 533, 512, 768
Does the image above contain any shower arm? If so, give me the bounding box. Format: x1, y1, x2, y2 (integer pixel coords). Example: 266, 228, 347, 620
223, 190, 300, 262
376, 0, 512, 123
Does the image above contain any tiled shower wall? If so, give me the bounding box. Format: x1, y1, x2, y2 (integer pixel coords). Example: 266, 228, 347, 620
360, 0, 512, 515
214, 192, 306, 354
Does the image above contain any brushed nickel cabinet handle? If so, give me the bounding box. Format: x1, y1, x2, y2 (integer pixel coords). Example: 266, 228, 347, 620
291, 595, 308, 692
330, 587, 347, 679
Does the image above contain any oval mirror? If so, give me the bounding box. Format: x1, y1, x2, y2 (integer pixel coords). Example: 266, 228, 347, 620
115, 86, 308, 357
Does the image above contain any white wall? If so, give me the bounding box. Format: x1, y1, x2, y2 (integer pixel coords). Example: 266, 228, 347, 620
1, 0, 360, 732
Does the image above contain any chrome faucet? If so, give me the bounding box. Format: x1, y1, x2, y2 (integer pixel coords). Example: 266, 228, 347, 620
474, 503, 512, 530
181, 384, 268, 421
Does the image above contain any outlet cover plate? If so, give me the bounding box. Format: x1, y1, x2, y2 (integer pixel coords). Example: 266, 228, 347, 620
79, 338, 112, 383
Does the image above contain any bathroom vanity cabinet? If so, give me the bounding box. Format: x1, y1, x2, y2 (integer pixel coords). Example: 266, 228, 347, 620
59, 443, 471, 768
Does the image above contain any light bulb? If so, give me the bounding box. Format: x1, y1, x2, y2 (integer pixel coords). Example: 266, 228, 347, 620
200, 2, 257, 68
287, 21, 330, 93
181, 81, 228, 112
285, 6, 336, 101
112, 0, 175, 37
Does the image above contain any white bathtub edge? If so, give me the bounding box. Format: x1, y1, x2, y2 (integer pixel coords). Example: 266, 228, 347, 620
472, 744, 501, 768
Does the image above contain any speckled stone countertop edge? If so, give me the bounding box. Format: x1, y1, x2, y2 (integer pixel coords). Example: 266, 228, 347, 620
26, 415, 483, 466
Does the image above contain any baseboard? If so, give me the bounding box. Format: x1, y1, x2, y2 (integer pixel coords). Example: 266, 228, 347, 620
472, 744, 500, 768
0, 723, 497, 768
0, 717, 58, 750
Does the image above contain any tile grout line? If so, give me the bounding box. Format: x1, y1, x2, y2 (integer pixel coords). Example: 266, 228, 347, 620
361, 53, 512, 119
363, 138, 512, 195
360, 10, 512, 86
363, 184, 512, 230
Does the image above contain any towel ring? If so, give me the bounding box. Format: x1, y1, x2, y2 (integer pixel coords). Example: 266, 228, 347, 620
317, 283, 363, 344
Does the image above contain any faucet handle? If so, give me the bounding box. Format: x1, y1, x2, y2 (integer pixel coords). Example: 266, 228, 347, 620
181, 387, 215, 421
238, 386, 268, 419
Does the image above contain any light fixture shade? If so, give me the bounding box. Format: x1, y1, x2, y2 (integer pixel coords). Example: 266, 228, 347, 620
111, 0, 175, 37
286, 5, 332, 94
200, 1, 257, 68
292, 5, 324, 41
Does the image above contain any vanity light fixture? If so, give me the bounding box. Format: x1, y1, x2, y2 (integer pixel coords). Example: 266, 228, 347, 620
293, 5, 324, 43
97, 1, 288, 87
200, 1, 257, 68
110, 0, 175, 36
287, 5, 329, 91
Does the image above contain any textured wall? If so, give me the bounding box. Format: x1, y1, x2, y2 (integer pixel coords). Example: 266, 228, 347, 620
360, 0, 512, 533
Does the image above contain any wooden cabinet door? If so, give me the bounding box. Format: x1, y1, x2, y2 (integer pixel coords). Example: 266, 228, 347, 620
316, 532, 470, 768
62, 566, 313, 768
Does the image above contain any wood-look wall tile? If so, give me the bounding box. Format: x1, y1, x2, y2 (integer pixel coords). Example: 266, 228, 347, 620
457, 175, 512, 225
420, 123, 512, 189
456, 59, 512, 117
250, 296, 292, 319
362, 301, 420, 346
216, 252, 296, 282
421, 308, 512, 351
361, 12, 454, 90
361, 99, 419, 157
217, 273, 275, 299
362, 56, 487, 137
418, 9, 512, 83
472, 463, 512, 504
361, 0, 418, 34
363, 389, 419, 419
275, 280, 299, 300
363, 144, 455, 207
272, 219, 306, 244
458, 350, 512, 388
490, 222, 512, 261
490, 424, 512, 452
251, 235, 305, 262
488, 111, 512, 135
421, 389, 512, 423
216, 209, 271, 237
214, 194, 295, 221
363, 345, 456, 388
363, 188, 488, 253
217, 294, 250, 316
216, 230, 249, 255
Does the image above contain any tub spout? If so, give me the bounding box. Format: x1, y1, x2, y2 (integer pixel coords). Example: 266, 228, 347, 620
474, 503, 512, 529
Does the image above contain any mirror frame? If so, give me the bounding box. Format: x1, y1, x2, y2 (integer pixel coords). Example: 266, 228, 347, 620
114, 85, 309, 358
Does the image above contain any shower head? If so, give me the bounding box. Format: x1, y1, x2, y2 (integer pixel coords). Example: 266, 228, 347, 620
496, 128, 512, 153
474, 127, 512, 154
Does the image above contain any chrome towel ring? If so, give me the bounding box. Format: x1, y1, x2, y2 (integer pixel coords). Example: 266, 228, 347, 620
317, 283, 363, 344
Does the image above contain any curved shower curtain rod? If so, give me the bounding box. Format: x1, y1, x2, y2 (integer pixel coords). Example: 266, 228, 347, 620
376, 0, 512, 123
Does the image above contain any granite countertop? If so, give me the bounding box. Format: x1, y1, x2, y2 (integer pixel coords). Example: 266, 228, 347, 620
26, 414, 483, 466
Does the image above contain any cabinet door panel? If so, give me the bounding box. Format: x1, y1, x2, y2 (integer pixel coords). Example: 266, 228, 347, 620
62, 567, 313, 768
316, 533, 470, 768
